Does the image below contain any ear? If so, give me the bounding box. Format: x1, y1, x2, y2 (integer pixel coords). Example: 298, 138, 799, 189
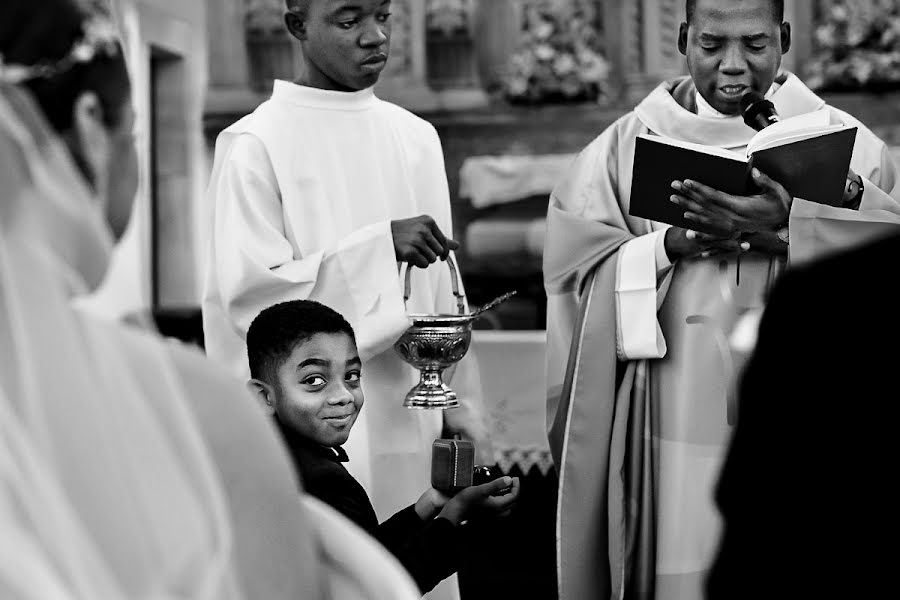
247, 379, 276, 416
678, 22, 689, 56
71, 91, 108, 188
779, 22, 792, 54
284, 5, 309, 42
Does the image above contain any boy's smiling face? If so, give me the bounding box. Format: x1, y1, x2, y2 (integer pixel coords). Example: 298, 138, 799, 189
287, 0, 392, 92
272, 332, 363, 447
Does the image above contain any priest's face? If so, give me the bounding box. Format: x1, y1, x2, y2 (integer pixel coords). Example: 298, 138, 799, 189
272, 333, 364, 447
679, 0, 791, 115
286, 0, 392, 92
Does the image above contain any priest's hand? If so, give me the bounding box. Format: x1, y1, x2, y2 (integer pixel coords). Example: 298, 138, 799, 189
391, 215, 461, 268
669, 168, 792, 235
664, 227, 749, 261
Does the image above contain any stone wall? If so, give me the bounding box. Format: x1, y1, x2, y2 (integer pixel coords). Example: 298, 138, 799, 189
85, 0, 208, 319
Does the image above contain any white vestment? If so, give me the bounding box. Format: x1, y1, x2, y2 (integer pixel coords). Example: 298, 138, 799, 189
203, 81, 485, 599
545, 72, 900, 600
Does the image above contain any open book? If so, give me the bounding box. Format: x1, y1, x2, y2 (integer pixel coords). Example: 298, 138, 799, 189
628, 110, 857, 233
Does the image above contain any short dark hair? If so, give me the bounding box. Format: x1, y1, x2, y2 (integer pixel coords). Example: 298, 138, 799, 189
247, 300, 356, 385
0, 0, 131, 133
686, 0, 784, 24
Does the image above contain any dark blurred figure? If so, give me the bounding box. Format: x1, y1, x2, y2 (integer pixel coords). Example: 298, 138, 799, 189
707, 233, 900, 599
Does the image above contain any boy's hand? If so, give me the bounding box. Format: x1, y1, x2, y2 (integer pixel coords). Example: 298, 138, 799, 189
391, 215, 460, 268
437, 476, 520, 526
414, 487, 450, 521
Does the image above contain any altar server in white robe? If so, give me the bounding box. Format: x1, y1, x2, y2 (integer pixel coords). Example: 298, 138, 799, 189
202, 5, 489, 595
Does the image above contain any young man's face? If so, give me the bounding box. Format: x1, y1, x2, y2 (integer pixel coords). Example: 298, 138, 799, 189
290, 0, 392, 92
679, 0, 790, 115
273, 332, 363, 447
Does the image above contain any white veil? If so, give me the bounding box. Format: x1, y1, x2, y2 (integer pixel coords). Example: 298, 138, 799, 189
0, 58, 420, 600
0, 81, 239, 598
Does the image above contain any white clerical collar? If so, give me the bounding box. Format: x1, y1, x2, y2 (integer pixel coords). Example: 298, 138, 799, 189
271, 79, 377, 111
695, 82, 780, 118
635, 72, 826, 148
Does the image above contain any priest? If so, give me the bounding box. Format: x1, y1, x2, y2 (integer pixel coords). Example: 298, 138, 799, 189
544, 1, 900, 598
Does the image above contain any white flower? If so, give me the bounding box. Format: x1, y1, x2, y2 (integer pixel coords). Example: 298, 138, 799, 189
0, 61, 32, 85
71, 42, 96, 63
533, 20, 554, 41
552, 53, 577, 76
534, 44, 556, 61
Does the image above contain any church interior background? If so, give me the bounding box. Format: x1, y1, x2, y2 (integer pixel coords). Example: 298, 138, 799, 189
87, 1, 900, 597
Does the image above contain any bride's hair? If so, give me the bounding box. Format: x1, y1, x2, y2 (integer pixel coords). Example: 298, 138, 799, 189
0, 0, 130, 133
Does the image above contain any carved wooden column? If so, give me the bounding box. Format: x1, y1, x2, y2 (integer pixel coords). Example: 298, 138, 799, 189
641, 0, 685, 83
376, 0, 443, 111
206, 0, 257, 113
782, 0, 814, 78
425, 0, 489, 109
624, 0, 686, 102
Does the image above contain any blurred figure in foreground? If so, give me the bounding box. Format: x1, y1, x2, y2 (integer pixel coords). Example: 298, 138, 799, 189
0, 1, 418, 598
707, 233, 900, 600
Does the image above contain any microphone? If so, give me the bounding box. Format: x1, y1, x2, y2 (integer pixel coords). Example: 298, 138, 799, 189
740, 91, 780, 131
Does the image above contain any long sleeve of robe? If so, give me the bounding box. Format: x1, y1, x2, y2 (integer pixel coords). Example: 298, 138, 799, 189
202, 85, 486, 592
207, 133, 405, 365
543, 72, 900, 600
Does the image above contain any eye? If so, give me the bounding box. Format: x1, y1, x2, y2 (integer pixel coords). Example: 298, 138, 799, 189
302, 375, 327, 388
338, 19, 357, 30
747, 44, 766, 52
346, 371, 361, 385
377, 12, 392, 23
701, 45, 721, 53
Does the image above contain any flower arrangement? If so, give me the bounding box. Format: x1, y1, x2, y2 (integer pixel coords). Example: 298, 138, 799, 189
502, 0, 610, 104
806, 0, 900, 91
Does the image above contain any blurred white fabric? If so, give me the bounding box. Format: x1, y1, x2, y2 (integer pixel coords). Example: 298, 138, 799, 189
459, 154, 575, 209
464, 217, 546, 259
470, 331, 552, 474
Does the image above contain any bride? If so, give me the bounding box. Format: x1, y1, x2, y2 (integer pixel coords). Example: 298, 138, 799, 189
0, 1, 418, 598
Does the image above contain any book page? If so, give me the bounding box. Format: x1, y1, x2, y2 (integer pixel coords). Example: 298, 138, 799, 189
750, 125, 854, 154
638, 134, 747, 162
745, 109, 833, 155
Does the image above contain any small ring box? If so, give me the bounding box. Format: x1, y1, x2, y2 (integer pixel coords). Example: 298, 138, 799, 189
431, 438, 475, 494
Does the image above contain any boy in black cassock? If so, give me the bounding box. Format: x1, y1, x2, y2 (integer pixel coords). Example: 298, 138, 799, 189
246, 299, 520, 594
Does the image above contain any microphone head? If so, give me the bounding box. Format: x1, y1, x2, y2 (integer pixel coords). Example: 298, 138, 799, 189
740, 90, 779, 130
739, 90, 767, 114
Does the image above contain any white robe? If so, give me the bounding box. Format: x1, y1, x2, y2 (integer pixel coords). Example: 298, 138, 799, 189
202, 82, 484, 597
545, 72, 900, 600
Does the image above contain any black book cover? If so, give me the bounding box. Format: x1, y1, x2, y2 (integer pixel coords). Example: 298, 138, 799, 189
749, 127, 857, 208
628, 127, 857, 233
629, 135, 750, 233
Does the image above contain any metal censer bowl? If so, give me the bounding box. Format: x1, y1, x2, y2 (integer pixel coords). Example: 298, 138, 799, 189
394, 255, 478, 410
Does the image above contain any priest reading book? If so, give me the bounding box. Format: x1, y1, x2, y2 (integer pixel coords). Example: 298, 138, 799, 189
630, 99, 857, 233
